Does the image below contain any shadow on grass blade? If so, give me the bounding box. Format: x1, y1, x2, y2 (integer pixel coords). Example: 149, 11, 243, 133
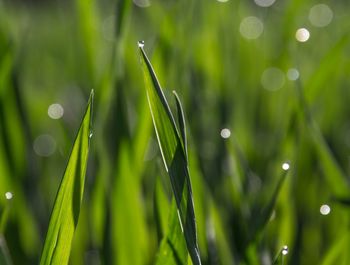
40, 90, 93, 265
139, 41, 201, 265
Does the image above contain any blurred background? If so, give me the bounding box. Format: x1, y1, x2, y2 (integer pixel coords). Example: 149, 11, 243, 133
0, 0, 350, 264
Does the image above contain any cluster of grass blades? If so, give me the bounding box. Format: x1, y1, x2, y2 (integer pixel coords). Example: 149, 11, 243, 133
1, 35, 347, 265
0, 42, 293, 265
138, 41, 295, 265
139, 40, 201, 265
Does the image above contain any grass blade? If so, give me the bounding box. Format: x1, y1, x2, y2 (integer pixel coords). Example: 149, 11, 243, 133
156, 200, 188, 265
173, 91, 188, 160
250, 167, 289, 242
0, 235, 13, 265
321, 232, 350, 265
295, 80, 349, 197
139, 42, 201, 265
39, 90, 93, 265
112, 142, 149, 265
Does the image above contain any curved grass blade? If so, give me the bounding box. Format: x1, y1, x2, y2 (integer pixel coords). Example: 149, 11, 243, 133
139, 42, 201, 265
40, 91, 93, 265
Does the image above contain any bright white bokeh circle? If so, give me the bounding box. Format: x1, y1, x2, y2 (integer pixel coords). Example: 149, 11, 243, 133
295, 28, 310, 42
5, 192, 13, 200
320, 204, 331, 215
48, 103, 64, 119
220, 128, 231, 139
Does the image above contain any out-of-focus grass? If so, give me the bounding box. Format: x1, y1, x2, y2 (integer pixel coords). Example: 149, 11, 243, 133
0, 0, 350, 264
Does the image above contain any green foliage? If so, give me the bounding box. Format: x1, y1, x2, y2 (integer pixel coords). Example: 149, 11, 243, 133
39, 91, 93, 265
139, 44, 201, 265
1, 0, 350, 264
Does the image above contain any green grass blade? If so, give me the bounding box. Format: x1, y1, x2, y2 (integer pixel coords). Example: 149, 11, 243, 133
111, 142, 149, 265
250, 168, 289, 242
173, 91, 188, 160
295, 81, 349, 197
39, 91, 93, 265
321, 232, 350, 265
0, 235, 13, 265
139, 42, 201, 265
156, 200, 188, 265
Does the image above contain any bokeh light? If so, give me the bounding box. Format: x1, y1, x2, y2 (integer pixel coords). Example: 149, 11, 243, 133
5, 191, 13, 200
254, 0, 276, 7
320, 204, 331, 215
261, 67, 285, 91
239, 16, 264, 40
309, 4, 333, 27
48, 103, 64, 119
33, 134, 57, 157
220, 128, 231, 139
287, 68, 300, 81
282, 162, 290, 171
295, 28, 310, 42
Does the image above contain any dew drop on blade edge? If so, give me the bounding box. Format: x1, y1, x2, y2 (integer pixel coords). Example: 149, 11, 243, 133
138, 40, 145, 48
282, 245, 288, 255
5, 191, 13, 200
282, 162, 290, 171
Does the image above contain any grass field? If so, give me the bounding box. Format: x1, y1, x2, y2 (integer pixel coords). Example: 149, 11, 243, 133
1, 0, 350, 264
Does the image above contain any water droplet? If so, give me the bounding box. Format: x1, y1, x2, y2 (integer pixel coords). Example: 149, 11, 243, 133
138, 40, 145, 48
254, 0, 276, 7
239, 16, 264, 40
309, 4, 333, 28
216, 0, 229, 2
48, 103, 64, 119
5, 192, 13, 200
220, 128, 231, 139
282, 162, 290, 171
295, 28, 310, 42
282, 245, 288, 255
287, 68, 300, 81
89, 132, 93, 138
320, 204, 331, 215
